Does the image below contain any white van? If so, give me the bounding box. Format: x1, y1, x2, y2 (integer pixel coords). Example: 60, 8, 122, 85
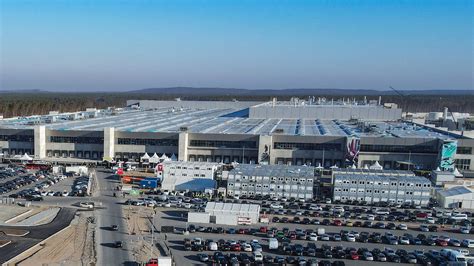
269, 238, 279, 250
451, 214, 468, 220
208, 242, 218, 251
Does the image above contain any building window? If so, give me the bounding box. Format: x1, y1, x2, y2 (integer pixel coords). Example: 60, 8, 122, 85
0, 135, 34, 142
273, 142, 342, 151
118, 138, 178, 146
457, 147, 472, 155
50, 136, 104, 144
360, 144, 437, 154
189, 140, 257, 148
455, 159, 471, 170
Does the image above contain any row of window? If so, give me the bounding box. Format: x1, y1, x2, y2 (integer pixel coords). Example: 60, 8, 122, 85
335, 188, 429, 196
229, 183, 313, 190
1, 149, 34, 155
457, 147, 472, 155
0, 135, 34, 142
335, 179, 431, 187
49, 136, 104, 144
455, 159, 471, 170
189, 140, 257, 148
233, 175, 314, 183
46, 150, 103, 159
169, 173, 207, 177
117, 138, 178, 146
360, 144, 437, 154
274, 142, 342, 151
188, 155, 258, 164
169, 166, 213, 170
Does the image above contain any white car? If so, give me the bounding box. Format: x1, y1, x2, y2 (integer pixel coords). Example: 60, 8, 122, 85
367, 215, 375, 221
399, 237, 410, 245
309, 204, 322, 211
320, 234, 330, 241
280, 197, 288, 202
375, 209, 390, 215
253, 252, 263, 262
346, 234, 356, 242
308, 233, 318, 241
62, 191, 69, 197
79, 202, 94, 209
40, 191, 48, 196
398, 224, 408, 230
242, 243, 252, 252
183, 203, 192, 209
47, 191, 55, 196
270, 203, 284, 209
420, 225, 429, 232
426, 217, 435, 224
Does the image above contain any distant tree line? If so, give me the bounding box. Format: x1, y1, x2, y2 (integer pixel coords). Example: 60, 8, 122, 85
0, 92, 472, 118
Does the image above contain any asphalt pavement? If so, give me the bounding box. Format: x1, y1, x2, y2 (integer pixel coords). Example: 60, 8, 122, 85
94, 169, 134, 266
0, 207, 76, 264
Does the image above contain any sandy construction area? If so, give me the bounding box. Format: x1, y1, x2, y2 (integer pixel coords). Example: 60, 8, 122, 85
123, 206, 161, 263
13, 212, 96, 266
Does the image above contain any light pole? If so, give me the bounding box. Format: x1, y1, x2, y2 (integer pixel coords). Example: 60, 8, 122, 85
150, 211, 155, 259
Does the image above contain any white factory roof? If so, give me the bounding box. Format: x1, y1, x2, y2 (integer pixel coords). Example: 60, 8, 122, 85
205, 202, 260, 214
0, 105, 460, 139
438, 186, 473, 198
230, 164, 315, 178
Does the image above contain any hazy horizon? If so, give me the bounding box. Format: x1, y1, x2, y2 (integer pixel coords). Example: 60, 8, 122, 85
1, 0, 473, 92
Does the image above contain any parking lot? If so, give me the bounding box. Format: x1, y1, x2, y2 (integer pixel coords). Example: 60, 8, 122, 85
118, 189, 474, 265
147, 207, 474, 265
0, 164, 90, 201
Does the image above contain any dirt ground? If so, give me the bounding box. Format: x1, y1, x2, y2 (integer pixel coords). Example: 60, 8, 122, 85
123, 206, 162, 263
14, 212, 96, 266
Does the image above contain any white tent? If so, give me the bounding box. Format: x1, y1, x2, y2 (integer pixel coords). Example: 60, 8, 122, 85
170, 153, 177, 161
351, 164, 357, 169
363, 164, 369, 170
149, 153, 160, 163
453, 168, 463, 177
369, 161, 383, 170
20, 153, 33, 161
435, 167, 441, 172
160, 154, 169, 161
330, 164, 338, 169
315, 163, 323, 170
140, 153, 150, 163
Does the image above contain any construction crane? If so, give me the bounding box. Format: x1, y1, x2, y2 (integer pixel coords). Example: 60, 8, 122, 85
389, 86, 409, 119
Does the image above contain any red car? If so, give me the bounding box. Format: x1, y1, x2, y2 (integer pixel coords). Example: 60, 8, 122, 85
231, 244, 241, 251
238, 228, 247, 234
436, 239, 448, 246
259, 226, 268, 233
350, 251, 360, 260
333, 220, 343, 226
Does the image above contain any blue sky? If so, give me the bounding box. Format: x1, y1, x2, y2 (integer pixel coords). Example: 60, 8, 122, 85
0, 0, 472, 91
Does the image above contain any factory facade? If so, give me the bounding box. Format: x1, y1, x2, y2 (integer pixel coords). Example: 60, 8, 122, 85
0, 100, 473, 176
332, 169, 432, 206
226, 164, 316, 200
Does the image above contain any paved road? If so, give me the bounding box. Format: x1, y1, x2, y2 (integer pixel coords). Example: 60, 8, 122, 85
94, 169, 134, 266
0, 208, 76, 264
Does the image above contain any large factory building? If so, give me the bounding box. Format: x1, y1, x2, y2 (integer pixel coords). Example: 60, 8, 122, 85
0, 99, 473, 176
